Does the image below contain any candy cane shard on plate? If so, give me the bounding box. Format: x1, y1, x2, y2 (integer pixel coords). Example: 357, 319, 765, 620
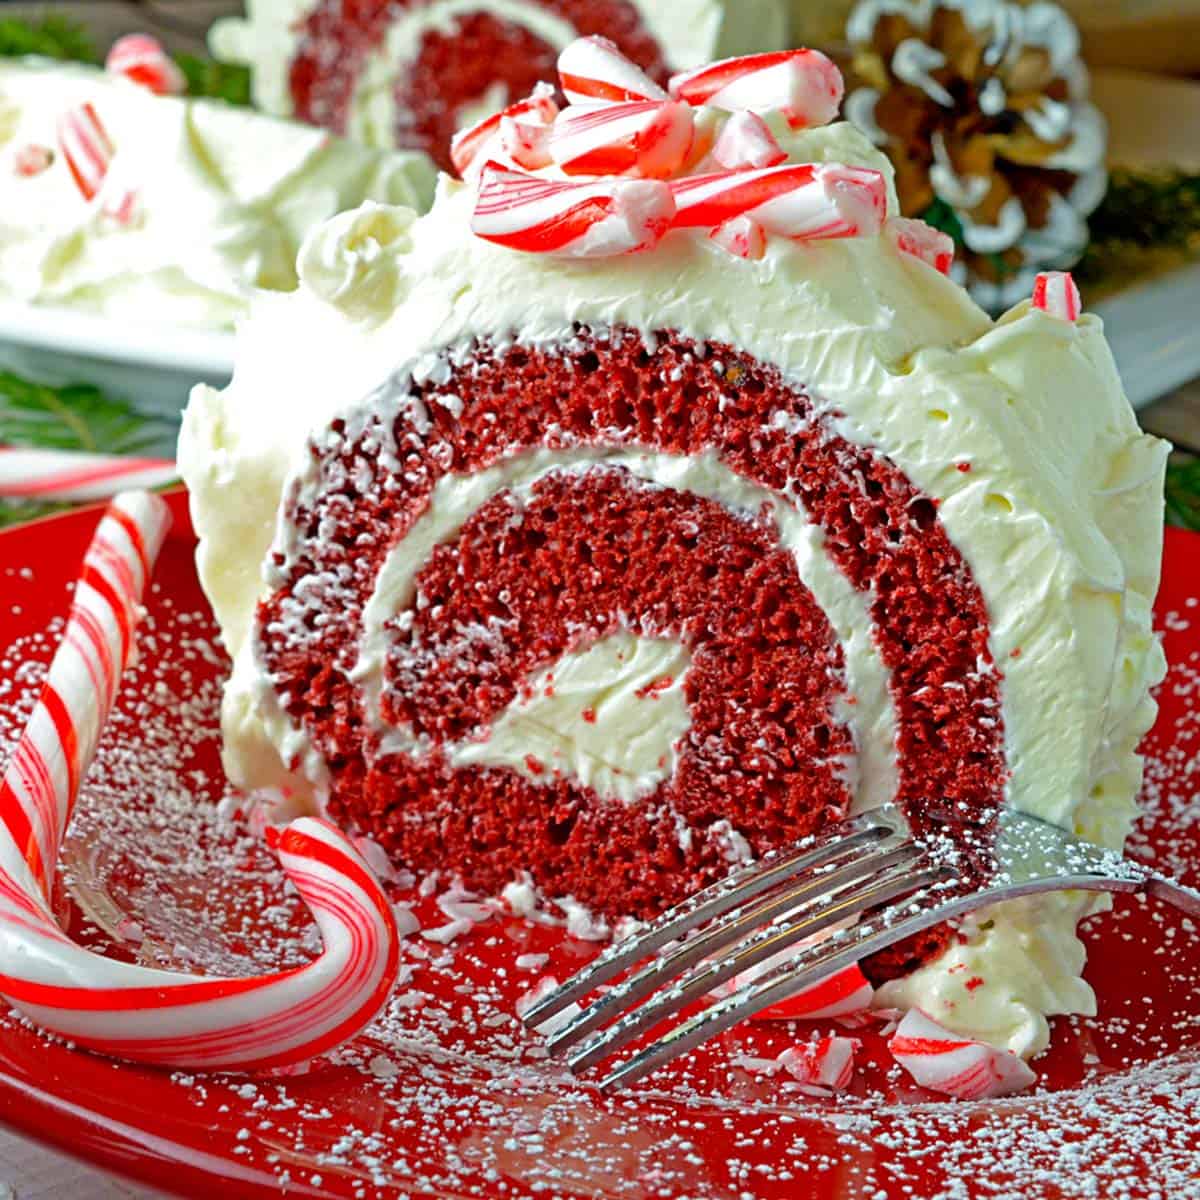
0, 448, 178, 502
888, 1008, 1037, 1099
56, 102, 114, 202
1031, 270, 1082, 321
557, 34, 668, 106
754, 963, 875, 1022
669, 50, 845, 129
105, 33, 186, 97
450, 83, 559, 180
777, 1036, 861, 1090
472, 162, 676, 257
887, 217, 955, 275
710, 111, 787, 171
548, 100, 694, 179
671, 162, 887, 242
0, 492, 403, 1070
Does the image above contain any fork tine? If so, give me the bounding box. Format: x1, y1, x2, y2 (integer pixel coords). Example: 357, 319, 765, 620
597, 872, 962, 1093
547, 835, 920, 1056
521, 805, 907, 1029
568, 854, 944, 1074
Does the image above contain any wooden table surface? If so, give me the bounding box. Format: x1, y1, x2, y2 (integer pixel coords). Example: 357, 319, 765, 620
8, 0, 1195, 452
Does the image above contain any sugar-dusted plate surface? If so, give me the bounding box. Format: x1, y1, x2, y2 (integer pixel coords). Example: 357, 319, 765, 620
0, 493, 1197, 1200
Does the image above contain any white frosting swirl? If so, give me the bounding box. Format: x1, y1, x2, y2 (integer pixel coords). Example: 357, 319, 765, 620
0, 58, 436, 331
179, 119, 1167, 1058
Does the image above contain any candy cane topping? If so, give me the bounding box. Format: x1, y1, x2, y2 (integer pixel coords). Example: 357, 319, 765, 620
710, 215, 767, 261
549, 100, 694, 179
710, 111, 787, 171
671, 162, 886, 242
669, 49, 845, 129
472, 162, 675, 258
13, 144, 54, 177
451, 83, 558, 180
557, 35, 667, 105
57, 102, 114, 202
1031, 271, 1082, 321
778, 1036, 861, 1090
889, 1008, 1037, 1099
888, 217, 955, 275
0, 492, 402, 1070
105, 33, 186, 97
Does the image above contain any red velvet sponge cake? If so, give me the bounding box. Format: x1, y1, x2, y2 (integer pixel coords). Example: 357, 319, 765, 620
180, 42, 1167, 1053
211, 0, 789, 169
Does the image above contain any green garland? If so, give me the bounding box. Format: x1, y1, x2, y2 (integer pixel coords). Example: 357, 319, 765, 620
0, 14, 250, 104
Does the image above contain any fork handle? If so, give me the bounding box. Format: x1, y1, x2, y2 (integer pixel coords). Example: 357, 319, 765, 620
1145, 873, 1200, 918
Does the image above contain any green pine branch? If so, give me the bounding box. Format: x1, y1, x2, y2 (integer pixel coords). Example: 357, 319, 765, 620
1165, 458, 1200, 533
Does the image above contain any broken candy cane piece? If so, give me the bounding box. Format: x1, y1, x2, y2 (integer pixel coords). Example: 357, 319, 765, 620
0, 492, 402, 1070
777, 1036, 861, 1090
889, 1008, 1037, 1099
557, 35, 667, 105
671, 161, 886, 242
710, 111, 787, 171
710, 215, 767, 260
1031, 270, 1082, 321
472, 162, 675, 257
669, 50, 844, 129
106, 33, 186, 96
549, 100, 694, 179
450, 83, 558, 179
57, 102, 113, 202
888, 216, 955, 275
13, 144, 54, 177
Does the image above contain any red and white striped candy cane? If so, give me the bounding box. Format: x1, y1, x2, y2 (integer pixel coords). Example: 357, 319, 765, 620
1031, 271, 1081, 321
0, 492, 402, 1070
887, 217, 955, 275
548, 100, 694, 179
501, 113, 554, 171
472, 162, 675, 257
0, 447, 178, 502
888, 1008, 1036, 1099
671, 162, 886, 242
57, 102, 114, 202
669, 50, 844, 129
710, 215, 767, 261
450, 83, 558, 180
105, 33, 186, 96
777, 1036, 860, 1090
557, 35, 667, 105
709, 111, 786, 171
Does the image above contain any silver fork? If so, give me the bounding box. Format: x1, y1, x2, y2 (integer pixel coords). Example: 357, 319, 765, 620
520, 803, 1200, 1092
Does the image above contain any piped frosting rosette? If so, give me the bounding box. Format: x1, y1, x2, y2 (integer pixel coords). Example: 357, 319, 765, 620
182, 35, 1166, 1056
210, 0, 789, 170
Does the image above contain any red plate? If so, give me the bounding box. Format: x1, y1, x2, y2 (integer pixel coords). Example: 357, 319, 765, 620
1, 491, 1198, 1200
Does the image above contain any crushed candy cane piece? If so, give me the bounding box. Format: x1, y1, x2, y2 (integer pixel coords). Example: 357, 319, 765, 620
0, 492, 403, 1070
669, 49, 844, 129
888, 216, 955, 274
13, 144, 53, 177
501, 113, 553, 170
106, 33, 185, 96
451, 83, 558, 179
756, 963, 875, 1021
558, 35, 667, 105
671, 161, 886, 241
710, 111, 787, 171
889, 1008, 1037, 1099
1031, 270, 1082, 321
472, 162, 675, 257
778, 1036, 861, 1090
57, 102, 114, 202
549, 99, 694, 179
710, 215, 767, 260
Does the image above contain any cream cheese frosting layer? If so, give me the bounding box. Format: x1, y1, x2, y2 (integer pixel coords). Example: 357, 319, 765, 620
179, 119, 1167, 1057
211, 0, 789, 140
0, 58, 436, 331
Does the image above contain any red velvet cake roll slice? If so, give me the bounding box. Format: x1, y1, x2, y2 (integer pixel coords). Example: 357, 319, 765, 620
180, 41, 1167, 1061
211, 0, 789, 169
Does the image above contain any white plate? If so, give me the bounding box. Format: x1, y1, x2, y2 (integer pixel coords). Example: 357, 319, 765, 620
0, 303, 234, 451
